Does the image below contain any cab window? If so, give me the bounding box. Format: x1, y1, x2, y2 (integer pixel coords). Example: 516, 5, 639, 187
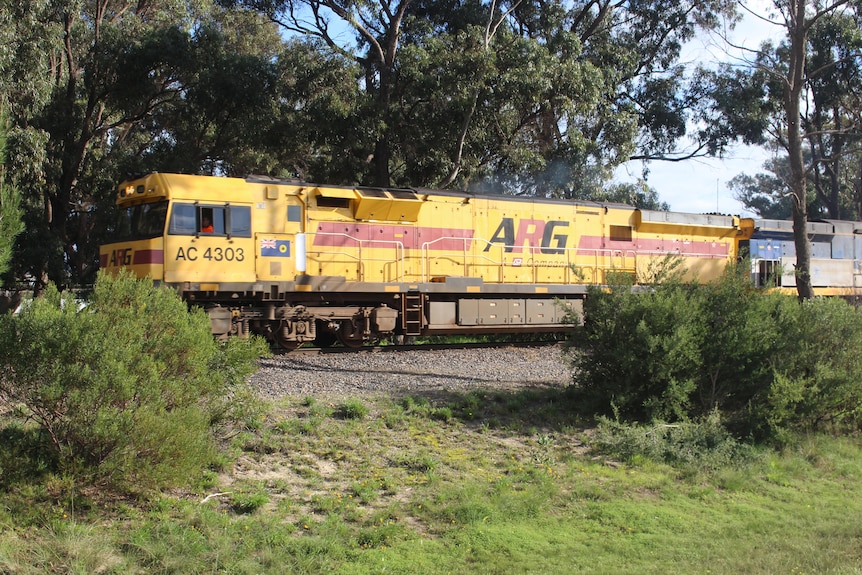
114, 201, 168, 241
168, 203, 251, 237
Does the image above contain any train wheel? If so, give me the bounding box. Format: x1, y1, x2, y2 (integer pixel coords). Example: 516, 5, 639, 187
274, 323, 302, 351
336, 320, 366, 348
275, 335, 302, 351
337, 331, 365, 348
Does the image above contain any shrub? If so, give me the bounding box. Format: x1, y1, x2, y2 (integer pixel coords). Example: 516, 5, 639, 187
567, 261, 862, 441
567, 262, 707, 423
591, 412, 758, 470
0, 271, 268, 493
760, 297, 862, 437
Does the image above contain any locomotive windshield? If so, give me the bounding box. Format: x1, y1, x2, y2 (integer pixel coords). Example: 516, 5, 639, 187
113, 200, 168, 241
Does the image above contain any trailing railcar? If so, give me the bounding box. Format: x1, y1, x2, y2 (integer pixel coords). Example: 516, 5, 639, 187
99, 173, 754, 349
748, 218, 862, 297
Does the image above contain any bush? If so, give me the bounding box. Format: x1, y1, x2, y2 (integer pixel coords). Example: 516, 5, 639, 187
0, 271, 269, 493
567, 261, 862, 441
591, 411, 758, 470
567, 262, 711, 423
759, 297, 862, 438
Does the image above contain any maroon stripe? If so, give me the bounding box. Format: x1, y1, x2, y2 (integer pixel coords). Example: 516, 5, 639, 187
132, 250, 164, 265
311, 224, 730, 257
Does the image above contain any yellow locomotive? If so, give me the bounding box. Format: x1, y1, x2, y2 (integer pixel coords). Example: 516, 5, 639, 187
99, 173, 754, 349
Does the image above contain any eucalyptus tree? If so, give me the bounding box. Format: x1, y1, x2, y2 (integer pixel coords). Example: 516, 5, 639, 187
0, 1, 56, 287
1, 1, 210, 288
728, 155, 797, 219
729, 148, 862, 221
216, 0, 414, 187
702, 1, 861, 298
805, 9, 862, 219
217, 0, 739, 199
408, 0, 741, 197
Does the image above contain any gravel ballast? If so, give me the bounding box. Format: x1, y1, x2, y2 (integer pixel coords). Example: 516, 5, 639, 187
249, 345, 573, 400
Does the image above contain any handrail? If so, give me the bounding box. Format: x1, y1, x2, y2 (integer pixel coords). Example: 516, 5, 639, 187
420, 236, 730, 284
303, 231, 731, 285
306, 232, 405, 282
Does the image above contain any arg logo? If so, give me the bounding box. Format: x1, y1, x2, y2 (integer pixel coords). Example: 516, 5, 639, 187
484, 218, 569, 254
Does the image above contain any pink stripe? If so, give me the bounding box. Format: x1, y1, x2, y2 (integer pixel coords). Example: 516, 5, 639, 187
311, 225, 728, 257
312, 223, 474, 251
577, 236, 728, 257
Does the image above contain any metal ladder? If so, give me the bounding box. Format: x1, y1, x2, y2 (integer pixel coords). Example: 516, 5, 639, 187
402, 293, 424, 336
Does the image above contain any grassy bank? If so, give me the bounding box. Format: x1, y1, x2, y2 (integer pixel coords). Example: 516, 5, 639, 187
1, 388, 861, 574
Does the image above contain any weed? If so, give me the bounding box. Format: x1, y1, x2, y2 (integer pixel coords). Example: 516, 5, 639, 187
455, 392, 484, 420
430, 407, 453, 422
591, 414, 760, 471
229, 488, 269, 514
396, 452, 438, 473
337, 399, 369, 420
401, 396, 431, 417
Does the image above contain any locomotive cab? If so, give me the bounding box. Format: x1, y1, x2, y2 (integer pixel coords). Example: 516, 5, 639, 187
101, 186, 169, 282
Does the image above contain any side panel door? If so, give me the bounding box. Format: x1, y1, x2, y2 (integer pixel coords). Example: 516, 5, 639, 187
256, 196, 301, 281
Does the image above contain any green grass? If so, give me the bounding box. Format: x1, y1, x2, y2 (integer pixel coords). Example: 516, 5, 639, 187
1, 389, 861, 574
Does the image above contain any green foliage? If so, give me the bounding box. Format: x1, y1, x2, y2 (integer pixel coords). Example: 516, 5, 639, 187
0, 271, 267, 493
229, 487, 270, 514
337, 399, 369, 421
568, 262, 862, 441
0, 110, 23, 283
568, 262, 703, 422
761, 297, 862, 437
591, 412, 759, 470
704, 8, 862, 221
4, 387, 862, 573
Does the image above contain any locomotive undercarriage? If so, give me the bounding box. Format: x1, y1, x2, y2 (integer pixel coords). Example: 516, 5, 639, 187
204, 300, 399, 350
185, 281, 584, 351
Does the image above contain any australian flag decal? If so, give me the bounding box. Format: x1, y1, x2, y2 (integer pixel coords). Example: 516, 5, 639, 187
261, 239, 290, 257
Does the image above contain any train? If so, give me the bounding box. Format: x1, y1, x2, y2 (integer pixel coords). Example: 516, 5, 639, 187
97, 173, 860, 350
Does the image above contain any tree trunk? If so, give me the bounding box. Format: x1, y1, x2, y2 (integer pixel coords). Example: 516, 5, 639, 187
785, 0, 814, 299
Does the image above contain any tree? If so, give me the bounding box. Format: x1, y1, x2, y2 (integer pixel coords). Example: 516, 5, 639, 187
4, 2, 295, 290
574, 180, 670, 210
729, 154, 796, 219
218, 0, 739, 197
782, 0, 858, 299
703, 0, 861, 299
217, 0, 414, 187
2, 1, 207, 289
805, 9, 862, 219
0, 112, 24, 285
729, 148, 862, 221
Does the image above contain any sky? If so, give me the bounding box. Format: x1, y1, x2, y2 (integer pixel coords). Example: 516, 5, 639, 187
612, 1, 786, 216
